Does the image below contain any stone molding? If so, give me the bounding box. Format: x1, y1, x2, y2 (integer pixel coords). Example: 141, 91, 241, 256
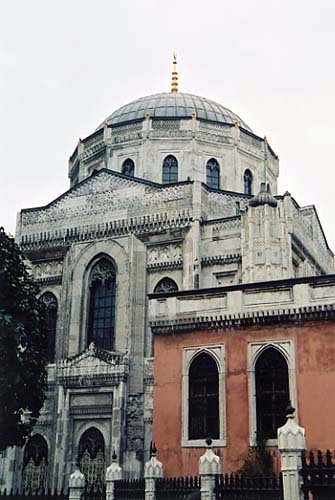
20, 210, 192, 250
201, 253, 241, 267
35, 275, 62, 286
147, 260, 183, 272
150, 303, 335, 335
57, 344, 129, 388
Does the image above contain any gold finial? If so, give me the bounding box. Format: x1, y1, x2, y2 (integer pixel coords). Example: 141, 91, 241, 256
171, 52, 178, 93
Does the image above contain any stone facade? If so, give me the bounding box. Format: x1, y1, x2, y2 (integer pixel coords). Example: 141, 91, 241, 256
0, 91, 333, 492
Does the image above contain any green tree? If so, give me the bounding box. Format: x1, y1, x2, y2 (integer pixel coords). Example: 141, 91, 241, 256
0, 227, 47, 451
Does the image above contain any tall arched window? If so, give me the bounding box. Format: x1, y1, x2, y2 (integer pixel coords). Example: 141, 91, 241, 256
162, 155, 178, 184
189, 353, 219, 440
244, 169, 253, 195
122, 158, 135, 177
40, 292, 57, 363
22, 434, 48, 493
79, 427, 105, 490
88, 258, 116, 350
255, 348, 289, 439
154, 277, 178, 293
206, 159, 220, 190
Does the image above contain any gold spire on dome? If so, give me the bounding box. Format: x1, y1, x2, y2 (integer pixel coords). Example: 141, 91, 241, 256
171, 52, 178, 93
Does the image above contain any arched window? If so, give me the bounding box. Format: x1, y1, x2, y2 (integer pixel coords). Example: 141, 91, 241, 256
255, 348, 289, 439
79, 427, 105, 490
189, 353, 219, 440
40, 292, 57, 363
88, 258, 116, 350
122, 158, 135, 177
244, 169, 253, 195
22, 434, 48, 493
206, 159, 220, 190
154, 277, 178, 293
162, 155, 178, 184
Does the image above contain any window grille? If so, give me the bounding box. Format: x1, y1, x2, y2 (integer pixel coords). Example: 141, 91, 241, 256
206, 159, 220, 190
255, 348, 289, 439
162, 155, 178, 184
88, 258, 116, 350
189, 353, 219, 440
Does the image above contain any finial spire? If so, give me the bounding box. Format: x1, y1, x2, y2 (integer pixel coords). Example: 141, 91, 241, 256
171, 52, 178, 93
263, 136, 268, 183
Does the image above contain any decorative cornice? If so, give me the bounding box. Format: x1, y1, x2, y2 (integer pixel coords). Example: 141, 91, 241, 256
20, 210, 193, 250
147, 260, 183, 273
35, 275, 62, 286
150, 303, 335, 335
201, 253, 241, 267
58, 373, 128, 388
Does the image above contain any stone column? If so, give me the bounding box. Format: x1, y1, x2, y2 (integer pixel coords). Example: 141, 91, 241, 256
68, 468, 85, 500
106, 452, 122, 500
278, 405, 306, 500
144, 445, 163, 500
199, 439, 221, 500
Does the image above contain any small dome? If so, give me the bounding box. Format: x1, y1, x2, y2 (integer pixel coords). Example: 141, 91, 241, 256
249, 183, 278, 208
96, 92, 252, 132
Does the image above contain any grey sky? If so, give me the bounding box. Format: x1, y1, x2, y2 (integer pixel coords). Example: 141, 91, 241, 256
1, 0, 335, 251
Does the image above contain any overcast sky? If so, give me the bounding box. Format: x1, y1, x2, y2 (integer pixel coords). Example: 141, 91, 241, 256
1, 0, 335, 250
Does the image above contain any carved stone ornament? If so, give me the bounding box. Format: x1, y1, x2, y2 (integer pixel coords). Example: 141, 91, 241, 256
40, 292, 58, 310
89, 258, 115, 286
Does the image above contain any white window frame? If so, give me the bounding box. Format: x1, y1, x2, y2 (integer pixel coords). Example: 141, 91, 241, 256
182, 345, 226, 447
247, 339, 297, 447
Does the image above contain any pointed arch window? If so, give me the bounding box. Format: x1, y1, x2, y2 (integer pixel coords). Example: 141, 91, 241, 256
162, 155, 178, 184
88, 258, 116, 350
255, 348, 289, 439
244, 169, 253, 195
79, 427, 105, 490
22, 434, 48, 493
40, 292, 57, 363
122, 158, 135, 177
189, 353, 219, 440
206, 159, 220, 190
154, 277, 178, 293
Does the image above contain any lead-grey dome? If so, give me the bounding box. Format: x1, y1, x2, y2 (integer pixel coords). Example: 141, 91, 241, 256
97, 92, 252, 132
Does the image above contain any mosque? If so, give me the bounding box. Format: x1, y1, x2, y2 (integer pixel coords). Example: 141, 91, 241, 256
1, 56, 335, 492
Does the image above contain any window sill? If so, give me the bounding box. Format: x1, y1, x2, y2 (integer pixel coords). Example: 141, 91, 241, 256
181, 438, 226, 448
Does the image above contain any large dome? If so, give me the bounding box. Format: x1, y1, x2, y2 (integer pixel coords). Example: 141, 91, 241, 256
97, 92, 252, 132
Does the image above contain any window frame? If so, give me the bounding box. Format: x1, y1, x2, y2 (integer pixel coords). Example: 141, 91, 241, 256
247, 339, 297, 446
182, 345, 226, 447
206, 158, 220, 190
162, 155, 178, 184
244, 169, 253, 195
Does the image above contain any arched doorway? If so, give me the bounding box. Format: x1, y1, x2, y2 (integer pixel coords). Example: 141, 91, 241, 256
78, 427, 105, 490
22, 434, 48, 493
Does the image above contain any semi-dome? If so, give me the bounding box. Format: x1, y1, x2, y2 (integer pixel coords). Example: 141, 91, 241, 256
96, 92, 252, 132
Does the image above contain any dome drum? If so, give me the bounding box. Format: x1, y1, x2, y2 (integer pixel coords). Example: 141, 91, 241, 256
68, 92, 279, 195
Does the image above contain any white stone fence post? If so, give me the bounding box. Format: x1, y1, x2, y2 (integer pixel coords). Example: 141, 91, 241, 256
106, 452, 122, 500
199, 438, 221, 500
144, 444, 163, 500
278, 405, 306, 500
68, 467, 85, 500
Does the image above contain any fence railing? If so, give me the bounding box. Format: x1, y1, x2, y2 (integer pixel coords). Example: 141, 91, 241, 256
156, 476, 201, 500
301, 450, 335, 500
214, 473, 283, 500
0, 489, 67, 500
114, 478, 145, 500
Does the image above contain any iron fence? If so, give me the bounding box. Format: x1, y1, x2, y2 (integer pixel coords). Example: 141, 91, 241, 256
301, 450, 335, 500
214, 473, 283, 500
114, 478, 145, 500
156, 476, 201, 500
0, 489, 67, 500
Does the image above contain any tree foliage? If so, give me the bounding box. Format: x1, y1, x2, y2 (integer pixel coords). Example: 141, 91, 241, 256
239, 433, 274, 476
0, 227, 48, 451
